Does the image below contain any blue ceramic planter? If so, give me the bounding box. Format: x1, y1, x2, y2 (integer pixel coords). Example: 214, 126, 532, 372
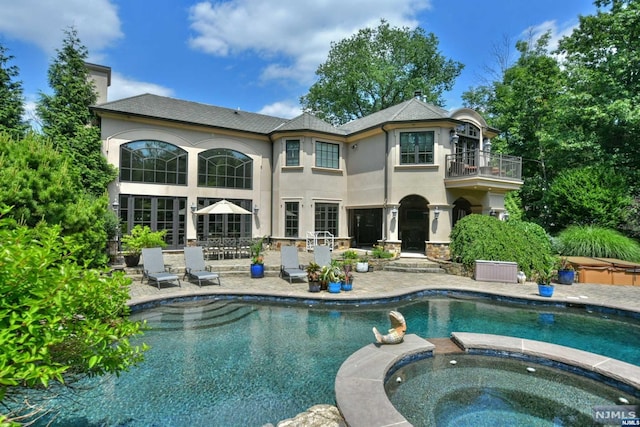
537, 283, 554, 297
250, 263, 264, 278
328, 282, 341, 293
341, 281, 353, 291
557, 269, 575, 285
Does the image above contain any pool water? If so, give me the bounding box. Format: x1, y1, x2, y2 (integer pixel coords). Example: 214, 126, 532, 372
386, 354, 637, 426
28, 297, 640, 426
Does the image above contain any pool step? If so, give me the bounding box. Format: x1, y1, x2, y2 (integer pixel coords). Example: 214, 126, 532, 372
138, 300, 257, 331
428, 337, 465, 354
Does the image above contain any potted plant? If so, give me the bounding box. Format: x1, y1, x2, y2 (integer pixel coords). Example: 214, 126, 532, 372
535, 268, 555, 297
120, 225, 167, 267
342, 250, 358, 273
250, 237, 265, 278
341, 270, 354, 291
321, 261, 343, 293
306, 262, 321, 292
557, 257, 576, 285
356, 253, 369, 273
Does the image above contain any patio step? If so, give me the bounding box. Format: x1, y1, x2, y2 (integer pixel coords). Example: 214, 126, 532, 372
383, 259, 445, 274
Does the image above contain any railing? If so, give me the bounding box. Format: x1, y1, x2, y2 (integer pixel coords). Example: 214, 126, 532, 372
306, 231, 335, 251
445, 150, 522, 180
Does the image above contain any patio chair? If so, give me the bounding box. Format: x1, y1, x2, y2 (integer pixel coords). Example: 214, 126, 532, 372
141, 247, 181, 289
314, 245, 332, 268
280, 246, 307, 283
183, 246, 221, 287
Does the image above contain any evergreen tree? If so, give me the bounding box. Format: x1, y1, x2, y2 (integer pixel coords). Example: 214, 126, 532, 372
36, 27, 116, 196
0, 44, 27, 137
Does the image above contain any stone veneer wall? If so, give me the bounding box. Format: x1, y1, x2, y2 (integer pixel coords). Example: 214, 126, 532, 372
427, 242, 450, 261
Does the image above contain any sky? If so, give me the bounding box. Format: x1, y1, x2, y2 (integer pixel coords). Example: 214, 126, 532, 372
0, 0, 598, 121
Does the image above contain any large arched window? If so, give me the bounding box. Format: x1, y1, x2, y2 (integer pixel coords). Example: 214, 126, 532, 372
198, 148, 252, 189
120, 140, 187, 185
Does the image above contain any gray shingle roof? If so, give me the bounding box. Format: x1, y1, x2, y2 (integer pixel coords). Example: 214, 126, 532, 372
93, 94, 289, 135
275, 112, 346, 136
93, 94, 453, 137
338, 98, 450, 134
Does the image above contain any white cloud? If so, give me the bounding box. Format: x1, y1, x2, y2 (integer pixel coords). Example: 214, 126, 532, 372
0, 0, 122, 54
522, 19, 577, 52
188, 0, 431, 85
258, 100, 302, 119
108, 72, 174, 102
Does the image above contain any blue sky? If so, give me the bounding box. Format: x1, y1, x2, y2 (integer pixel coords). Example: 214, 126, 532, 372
0, 0, 597, 121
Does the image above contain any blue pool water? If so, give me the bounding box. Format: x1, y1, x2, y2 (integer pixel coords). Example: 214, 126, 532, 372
28, 296, 640, 426
387, 354, 637, 426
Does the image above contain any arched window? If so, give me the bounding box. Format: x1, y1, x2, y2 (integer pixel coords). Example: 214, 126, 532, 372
198, 148, 252, 189
120, 140, 187, 185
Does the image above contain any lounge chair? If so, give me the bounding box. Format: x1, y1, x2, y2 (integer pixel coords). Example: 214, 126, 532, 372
280, 246, 307, 283
314, 245, 332, 268
141, 247, 181, 289
183, 246, 221, 286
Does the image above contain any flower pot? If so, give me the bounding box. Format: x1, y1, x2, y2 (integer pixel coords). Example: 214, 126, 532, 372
557, 269, 575, 285
356, 262, 368, 273
328, 281, 341, 293
537, 283, 554, 297
250, 263, 264, 278
308, 282, 321, 292
341, 281, 353, 291
124, 254, 140, 267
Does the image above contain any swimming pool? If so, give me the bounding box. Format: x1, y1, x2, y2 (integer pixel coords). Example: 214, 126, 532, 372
28, 295, 640, 426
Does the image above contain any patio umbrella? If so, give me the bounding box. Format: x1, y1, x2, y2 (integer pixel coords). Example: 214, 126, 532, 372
195, 199, 252, 215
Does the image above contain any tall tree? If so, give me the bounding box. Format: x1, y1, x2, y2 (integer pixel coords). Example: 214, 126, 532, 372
556, 0, 640, 183
0, 44, 27, 137
36, 27, 116, 196
300, 20, 463, 126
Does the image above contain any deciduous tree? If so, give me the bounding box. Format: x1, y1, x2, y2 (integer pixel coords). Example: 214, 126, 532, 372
300, 20, 463, 125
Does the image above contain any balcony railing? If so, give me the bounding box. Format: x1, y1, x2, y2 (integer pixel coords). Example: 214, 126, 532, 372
445, 150, 522, 181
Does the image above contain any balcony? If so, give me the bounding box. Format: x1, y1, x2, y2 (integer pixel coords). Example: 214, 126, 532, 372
445, 150, 523, 191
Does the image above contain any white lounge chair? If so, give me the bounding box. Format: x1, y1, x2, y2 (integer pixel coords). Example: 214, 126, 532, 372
280, 246, 307, 283
183, 246, 221, 287
141, 247, 181, 289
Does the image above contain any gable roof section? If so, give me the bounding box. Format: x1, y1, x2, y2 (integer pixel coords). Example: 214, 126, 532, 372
93, 93, 289, 135
338, 98, 450, 134
274, 112, 345, 136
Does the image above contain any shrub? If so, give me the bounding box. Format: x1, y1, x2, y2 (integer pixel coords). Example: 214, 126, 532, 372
0, 209, 146, 422
555, 226, 640, 262
450, 214, 554, 278
121, 225, 167, 256
371, 244, 393, 259
545, 166, 632, 233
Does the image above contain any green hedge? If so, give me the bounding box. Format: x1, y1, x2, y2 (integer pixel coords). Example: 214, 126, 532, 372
450, 214, 554, 278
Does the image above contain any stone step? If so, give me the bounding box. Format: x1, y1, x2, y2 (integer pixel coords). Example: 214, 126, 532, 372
383, 260, 445, 274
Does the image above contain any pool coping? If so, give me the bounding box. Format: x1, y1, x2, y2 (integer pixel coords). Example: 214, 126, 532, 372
334, 333, 640, 427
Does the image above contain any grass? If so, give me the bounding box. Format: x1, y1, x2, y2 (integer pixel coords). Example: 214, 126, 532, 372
555, 226, 640, 262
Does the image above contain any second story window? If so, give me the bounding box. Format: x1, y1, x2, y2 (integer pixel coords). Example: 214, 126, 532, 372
400, 131, 434, 164
315, 141, 339, 169
198, 148, 252, 189
120, 140, 187, 185
285, 140, 300, 166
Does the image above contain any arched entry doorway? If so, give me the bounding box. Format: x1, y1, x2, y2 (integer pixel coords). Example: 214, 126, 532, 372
452, 198, 473, 229
398, 195, 429, 252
